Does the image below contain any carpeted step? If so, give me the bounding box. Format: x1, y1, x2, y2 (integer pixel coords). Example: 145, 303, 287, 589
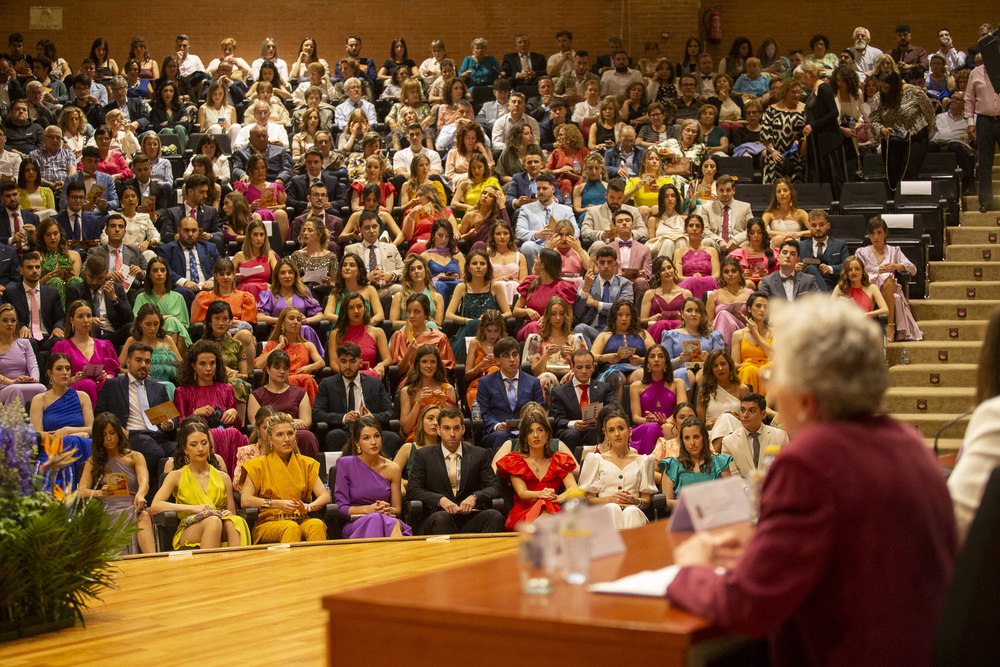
928, 438, 964, 455
929, 261, 1000, 282
944, 244, 1000, 261
889, 363, 978, 388
895, 412, 970, 439
928, 280, 1000, 300
909, 299, 999, 321
947, 226, 1000, 245
884, 387, 976, 415
915, 320, 989, 341
963, 195, 1000, 210
958, 210, 1000, 227
887, 341, 982, 365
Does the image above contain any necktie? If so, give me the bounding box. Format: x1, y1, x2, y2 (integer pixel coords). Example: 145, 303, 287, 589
367, 244, 378, 272
521, 54, 530, 73
722, 206, 730, 242
91, 290, 102, 319
781, 273, 795, 282
11, 210, 21, 252
579, 383, 589, 407
74, 213, 82, 240
597, 281, 611, 328
506, 378, 517, 412
529, 179, 536, 197
135, 379, 156, 431
347, 380, 357, 411
28, 287, 42, 340
113, 247, 123, 274
448, 452, 459, 495
750, 431, 761, 465
188, 249, 199, 283
816, 241, 825, 259
190, 206, 197, 220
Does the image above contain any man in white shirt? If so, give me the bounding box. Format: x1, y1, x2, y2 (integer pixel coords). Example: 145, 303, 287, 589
491, 92, 539, 151
334, 78, 376, 130
694, 53, 717, 100
233, 100, 289, 150
600, 51, 643, 98
546, 30, 576, 78
436, 100, 490, 152
934, 28, 966, 73
847, 27, 884, 80
344, 211, 403, 313
581, 178, 643, 255
175, 35, 206, 78
515, 174, 576, 267
418, 40, 447, 84
696, 175, 752, 252
393, 123, 442, 176
98, 214, 147, 298
720, 392, 789, 489
929, 91, 975, 193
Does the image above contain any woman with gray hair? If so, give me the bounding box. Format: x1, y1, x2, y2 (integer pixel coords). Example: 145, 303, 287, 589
460, 38, 502, 87
665, 295, 957, 665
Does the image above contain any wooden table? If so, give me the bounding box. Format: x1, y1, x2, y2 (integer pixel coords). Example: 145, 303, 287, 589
323, 523, 745, 666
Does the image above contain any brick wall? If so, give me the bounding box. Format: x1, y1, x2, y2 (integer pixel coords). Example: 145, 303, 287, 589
0, 1, 985, 76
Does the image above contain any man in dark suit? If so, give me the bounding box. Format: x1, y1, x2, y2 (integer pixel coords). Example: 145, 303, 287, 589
118, 154, 172, 215
66, 252, 133, 347
55, 181, 106, 251
574, 246, 634, 346
477, 337, 546, 452
102, 76, 150, 134
537, 98, 580, 152
290, 181, 344, 256
504, 153, 565, 210
159, 174, 224, 252
2, 251, 65, 353
0, 181, 38, 248
0, 242, 18, 286
758, 240, 821, 302
92, 214, 147, 303
286, 149, 348, 217
549, 350, 618, 450
160, 216, 221, 309
797, 211, 847, 292
502, 34, 548, 86
313, 342, 401, 456
231, 126, 294, 185
95, 341, 177, 495
592, 37, 631, 74
406, 407, 505, 535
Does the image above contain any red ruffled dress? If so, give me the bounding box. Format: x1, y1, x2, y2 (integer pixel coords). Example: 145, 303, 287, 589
496, 451, 578, 531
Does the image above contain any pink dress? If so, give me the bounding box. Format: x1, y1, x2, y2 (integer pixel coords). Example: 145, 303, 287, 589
233, 181, 286, 224
855, 244, 923, 341
678, 249, 719, 300
52, 338, 119, 407
343, 324, 380, 378
490, 256, 522, 306
236, 254, 271, 302
406, 209, 452, 256
515, 276, 578, 341
647, 291, 686, 343
847, 287, 873, 312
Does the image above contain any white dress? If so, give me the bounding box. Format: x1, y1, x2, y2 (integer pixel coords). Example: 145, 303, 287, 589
577, 453, 658, 529
768, 217, 804, 237
649, 213, 688, 258
706, 386, 743, 443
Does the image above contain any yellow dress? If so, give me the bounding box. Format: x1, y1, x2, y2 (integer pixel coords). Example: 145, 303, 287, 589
737, 334, 771, 395
242, 451, 326, 543
463, 176, 501, 208
172, 465, 251, 549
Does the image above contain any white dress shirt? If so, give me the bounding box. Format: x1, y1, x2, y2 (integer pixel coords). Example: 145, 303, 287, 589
126, 373, 149, 432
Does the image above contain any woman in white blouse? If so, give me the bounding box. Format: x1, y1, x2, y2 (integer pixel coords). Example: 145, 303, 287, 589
250, 38, 289, 82
578, 404, 658, 530
198, 80, 240, 146
112, 183, 160, 262
184, 135, 231, 186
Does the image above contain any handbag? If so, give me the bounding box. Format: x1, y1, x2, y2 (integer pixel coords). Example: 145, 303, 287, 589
886, 127, 910, 144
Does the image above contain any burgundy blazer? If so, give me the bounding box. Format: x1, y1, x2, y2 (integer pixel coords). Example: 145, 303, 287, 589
667, 414, 957, 667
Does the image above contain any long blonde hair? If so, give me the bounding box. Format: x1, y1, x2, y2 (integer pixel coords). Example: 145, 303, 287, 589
268, 306, 306, 344
241, 218, 272, 259
538, 296, 573, 339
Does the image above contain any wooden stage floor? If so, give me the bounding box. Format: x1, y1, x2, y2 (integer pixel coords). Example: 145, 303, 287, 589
0, 534, 518, 666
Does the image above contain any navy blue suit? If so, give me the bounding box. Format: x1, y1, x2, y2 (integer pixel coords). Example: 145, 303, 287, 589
548, 379, 618, 449
476, 370, 546, 452
60, 171, 119, 211
0, 207, 40, 246
798, 236, 848, 292
604, 145, 644, 179
231, 145, 294, 184
159, 204, 224, 251
312, 374, 401, 456
55, 209, 106, 243
504, 171, 565, 209
0, 243, 18, 285
95, 374, 177, 487
159, 240, 221, 309
65, 280, 133, 346
285, 172, 348, 217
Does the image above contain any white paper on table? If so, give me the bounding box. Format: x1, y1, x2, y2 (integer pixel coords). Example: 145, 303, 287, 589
239, 264, 265, 277
588, 565, 678, 597
302, 268, 328, 283
583, 501, 626, 559
667, 476, 750, 533
580, 402, 603, 423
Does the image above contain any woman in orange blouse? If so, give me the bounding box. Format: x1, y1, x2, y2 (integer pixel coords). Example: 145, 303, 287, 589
190, 257, 258, 370
253, 306, 326, 403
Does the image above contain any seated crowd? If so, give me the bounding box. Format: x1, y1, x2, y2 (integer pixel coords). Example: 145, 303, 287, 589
0, 20, 988, 551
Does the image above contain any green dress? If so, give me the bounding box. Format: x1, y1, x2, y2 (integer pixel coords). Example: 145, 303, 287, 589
150, 344, 178, 400
132, 291, 193, 345
659, 454, 733, 496
206, 332, 251, 404
41, 251, 82, 308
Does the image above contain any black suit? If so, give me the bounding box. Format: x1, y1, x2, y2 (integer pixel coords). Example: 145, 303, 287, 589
102, 98, 151, 133
406, 443, 505, 535
313, 374, 401, 456
501, 52, 547, 85
285, 172, 348, 217
0, 243, 18, 285
2, 280, 65, 354
95, 374, 177, 490
0, 207, 40, 246
549, 379, 618, 449
159, 203, 224, 251
117, 178, 172, 214
65, 281, 133, 347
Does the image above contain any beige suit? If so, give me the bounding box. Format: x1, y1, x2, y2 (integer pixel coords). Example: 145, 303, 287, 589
345, 240, 403, 312
720, 424, 789, 486
696, 199, 753, 247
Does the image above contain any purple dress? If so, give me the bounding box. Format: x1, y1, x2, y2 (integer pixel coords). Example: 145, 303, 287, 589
257, 290, 326, 357
711, 297, 747, 353
647, 292, 685, 344
334, 456, 412, 539
52, 338, 119, 407
630, 381, 678, 455
0, 339, 46, 407
678, 249, 719, 301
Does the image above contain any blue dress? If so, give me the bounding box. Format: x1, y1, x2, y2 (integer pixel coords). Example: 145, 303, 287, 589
597, 332, 647, 383
661, 329, 726, 389
579, 180, 607, 222
37, 389, 93, 492
459, 55, 502, 87
658, 454, 733, 495
427, 252, 461, 310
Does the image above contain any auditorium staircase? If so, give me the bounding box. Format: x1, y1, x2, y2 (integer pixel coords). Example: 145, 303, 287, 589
885, 163, 1000, 454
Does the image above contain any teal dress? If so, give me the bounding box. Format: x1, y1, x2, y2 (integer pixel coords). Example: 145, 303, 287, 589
658, 454, 733, 496
579, 180, 607, 221
450, 290, 500, 361
150, 344, 178, 400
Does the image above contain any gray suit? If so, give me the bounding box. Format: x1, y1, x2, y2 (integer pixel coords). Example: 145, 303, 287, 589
581, 202, 644, 256
720, 424, 789, 489
696, 199, 753, 247
573, 274, 634, 345
344, 240, 403, 314
91, 243, 148, 301
758, 270, 820, 301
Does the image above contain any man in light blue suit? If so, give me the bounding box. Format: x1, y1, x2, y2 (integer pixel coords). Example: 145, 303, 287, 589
573, 245, 634, 346
515, 173, 576, 269
476, 337, 546, 452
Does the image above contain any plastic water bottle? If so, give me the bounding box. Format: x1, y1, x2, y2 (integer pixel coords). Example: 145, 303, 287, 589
900, 348, 910, 366
748, 444, 782, 526
573, 157, 581, 173
471, 399, 482, 422
560, 488, 592, 584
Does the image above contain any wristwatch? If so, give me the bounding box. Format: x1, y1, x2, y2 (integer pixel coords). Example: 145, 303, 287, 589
262, 499, 272, 509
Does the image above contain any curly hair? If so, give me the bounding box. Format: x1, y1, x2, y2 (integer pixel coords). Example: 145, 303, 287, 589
32, 217, 68, 255
836, 255, 871, 293
606, 299, 642, 336
475, 309, 507, 343
332, 252, 369, 302
178, 339, 228, 386
718, 256, 746, 288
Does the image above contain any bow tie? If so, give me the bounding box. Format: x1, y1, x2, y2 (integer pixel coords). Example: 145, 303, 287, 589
781, 273, 795, 282
620, 240, 632, 248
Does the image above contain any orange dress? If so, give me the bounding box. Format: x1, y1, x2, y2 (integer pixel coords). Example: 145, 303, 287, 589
190, 290, 259, 324
403, 382, 457, 442
256, 340, 319, 402
465, 344, 499, 408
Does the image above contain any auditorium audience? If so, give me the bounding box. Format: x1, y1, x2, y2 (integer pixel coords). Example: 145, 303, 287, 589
660, 416, 732, 509
629, 344, 688, 456
247, 350, 320, 459
730, 292, 772, 394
